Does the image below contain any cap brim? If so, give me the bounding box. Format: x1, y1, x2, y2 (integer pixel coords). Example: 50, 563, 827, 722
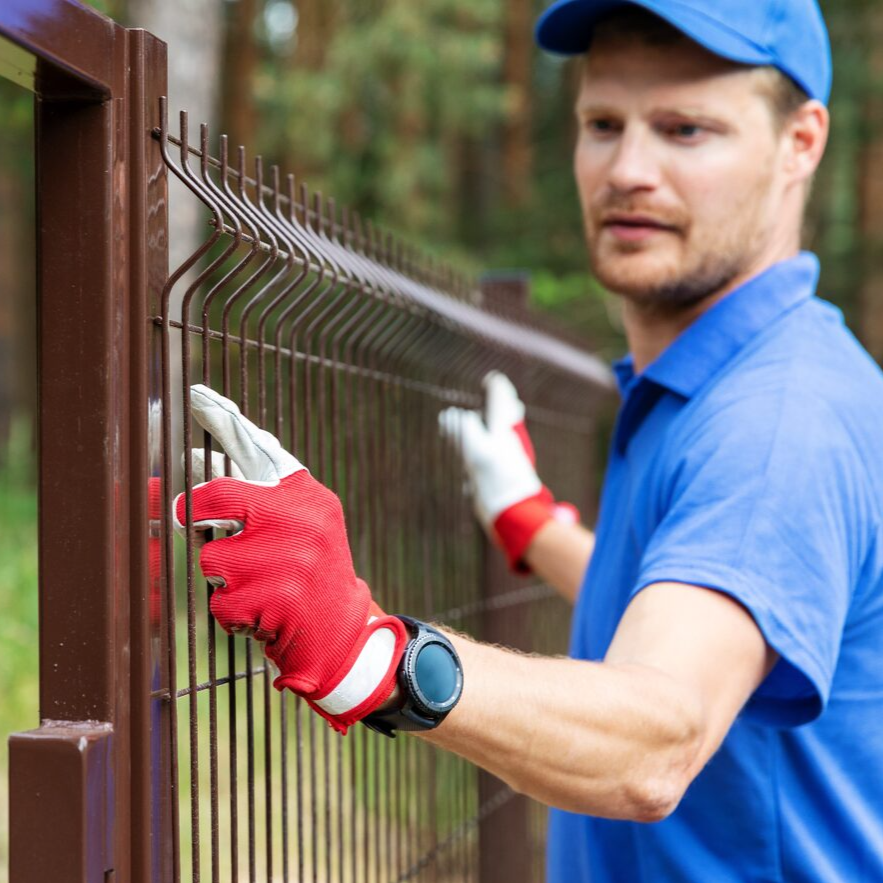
535, 0, 772, 69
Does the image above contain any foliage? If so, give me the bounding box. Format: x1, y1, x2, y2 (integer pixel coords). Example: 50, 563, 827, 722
0, 421, 38, 728
254, 0, 506, 247
531, 269, 626, 359
0, 421, 38, 881
809, 0, 876, 328
0, 79, 33, 214
229, 0, 880, 348
2, 0, 879, 352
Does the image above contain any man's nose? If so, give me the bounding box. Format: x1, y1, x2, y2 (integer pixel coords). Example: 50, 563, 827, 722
606, 126, 662, 194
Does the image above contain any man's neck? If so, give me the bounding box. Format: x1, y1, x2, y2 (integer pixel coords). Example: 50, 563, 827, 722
622, 293, 724, 375
623, 246, 800, 374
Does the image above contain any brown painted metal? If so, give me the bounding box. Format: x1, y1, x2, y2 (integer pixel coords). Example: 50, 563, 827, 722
131, 28, 171, 883
0, 0, 117, 97
9, 723, 114, 880
2, 2, 168, 881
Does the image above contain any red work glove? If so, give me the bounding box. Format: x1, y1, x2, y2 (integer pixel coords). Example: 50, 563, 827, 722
439, 372, 580, 572
172, 385, 408, 734
148, 476, 162, 628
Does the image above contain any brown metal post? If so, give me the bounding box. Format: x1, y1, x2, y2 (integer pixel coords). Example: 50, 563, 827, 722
477, 554, 536, 883
2, 3, 168, 881
9, 724, 114, 880
477, 276, 537, 883
127, 28, 170, 883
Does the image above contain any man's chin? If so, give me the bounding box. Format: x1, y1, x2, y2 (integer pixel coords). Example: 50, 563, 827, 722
592, 253, 682, 301
593, 251, 744, 316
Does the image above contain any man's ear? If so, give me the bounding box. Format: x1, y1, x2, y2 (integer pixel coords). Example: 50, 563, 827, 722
784, 100, 829, 185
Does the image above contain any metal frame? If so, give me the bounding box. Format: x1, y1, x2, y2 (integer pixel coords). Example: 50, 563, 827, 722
2, 3, 167, 882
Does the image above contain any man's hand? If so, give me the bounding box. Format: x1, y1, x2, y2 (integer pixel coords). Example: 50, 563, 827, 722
172, 384, 407, 734
439, 372, 581, 572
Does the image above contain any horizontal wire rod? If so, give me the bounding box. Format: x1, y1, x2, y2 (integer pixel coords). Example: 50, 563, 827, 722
148, 582, 557, 703
154, 317, 597, 434
150, 666, 270, 701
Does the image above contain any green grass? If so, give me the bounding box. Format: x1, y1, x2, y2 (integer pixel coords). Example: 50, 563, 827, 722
0, 420, 39, 883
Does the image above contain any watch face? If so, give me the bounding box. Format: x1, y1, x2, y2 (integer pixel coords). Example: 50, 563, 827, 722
409, 638, 462, 715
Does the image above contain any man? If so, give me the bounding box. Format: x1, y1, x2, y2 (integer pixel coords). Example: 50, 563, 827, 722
174, 1, 883, 880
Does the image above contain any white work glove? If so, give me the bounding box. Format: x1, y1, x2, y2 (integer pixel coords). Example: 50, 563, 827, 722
439, 372, 579, 571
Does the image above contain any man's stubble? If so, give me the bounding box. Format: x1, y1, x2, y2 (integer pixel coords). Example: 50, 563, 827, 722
586, 169, 776, 320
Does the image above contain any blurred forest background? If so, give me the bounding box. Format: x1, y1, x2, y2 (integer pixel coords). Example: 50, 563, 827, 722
2, 0, 883, 457
1, 0, 883, 869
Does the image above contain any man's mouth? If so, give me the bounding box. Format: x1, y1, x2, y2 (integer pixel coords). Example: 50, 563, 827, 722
601, 213, 679, 242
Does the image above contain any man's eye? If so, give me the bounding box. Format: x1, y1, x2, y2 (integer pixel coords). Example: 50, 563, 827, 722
586, 119, 619, 135
666, 123, 703, 139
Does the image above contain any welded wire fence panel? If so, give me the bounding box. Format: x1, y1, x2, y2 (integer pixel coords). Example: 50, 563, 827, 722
149, 101, 612, 883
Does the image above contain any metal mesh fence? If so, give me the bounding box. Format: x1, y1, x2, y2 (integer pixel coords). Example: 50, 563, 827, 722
3, 6, 612, 881
149, 100, 611, 883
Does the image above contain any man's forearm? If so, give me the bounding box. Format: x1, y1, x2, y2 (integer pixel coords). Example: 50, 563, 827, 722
523, 520, 595, 604
419, 632, 704, 822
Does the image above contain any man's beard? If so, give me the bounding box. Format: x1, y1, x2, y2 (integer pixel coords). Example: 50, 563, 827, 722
594, 246, 748, 319
587, 194, 769, 319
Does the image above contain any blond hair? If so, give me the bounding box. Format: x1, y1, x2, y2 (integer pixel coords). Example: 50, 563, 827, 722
590, 7, 810, 129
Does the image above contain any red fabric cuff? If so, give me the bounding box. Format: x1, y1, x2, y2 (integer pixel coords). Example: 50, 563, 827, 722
492, 493, 556, 573
276, 613, 408, 735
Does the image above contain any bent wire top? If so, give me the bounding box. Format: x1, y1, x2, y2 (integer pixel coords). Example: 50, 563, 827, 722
154, 97, 614, 394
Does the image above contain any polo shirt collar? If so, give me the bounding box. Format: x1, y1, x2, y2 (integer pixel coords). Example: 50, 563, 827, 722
611, 252, 820, 453
613, 252, 820, 400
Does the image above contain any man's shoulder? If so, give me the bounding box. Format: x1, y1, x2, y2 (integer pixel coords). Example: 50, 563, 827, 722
700, 296, 883, 431
660, 298, 883, 500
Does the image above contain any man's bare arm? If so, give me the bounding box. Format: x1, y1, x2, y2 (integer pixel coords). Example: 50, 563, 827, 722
420, 582, 776, 822
523, 520, 595, 604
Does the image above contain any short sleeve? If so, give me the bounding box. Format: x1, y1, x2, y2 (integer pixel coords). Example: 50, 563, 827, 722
634, 391, 867, 728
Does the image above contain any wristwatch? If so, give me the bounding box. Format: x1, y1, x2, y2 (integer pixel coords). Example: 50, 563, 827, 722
363, 616, 464, 738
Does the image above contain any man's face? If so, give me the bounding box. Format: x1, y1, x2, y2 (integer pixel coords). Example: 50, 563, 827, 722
575, 36, 792, 312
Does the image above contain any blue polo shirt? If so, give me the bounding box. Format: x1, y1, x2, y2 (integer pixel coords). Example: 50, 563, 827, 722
547, 253, 883, 883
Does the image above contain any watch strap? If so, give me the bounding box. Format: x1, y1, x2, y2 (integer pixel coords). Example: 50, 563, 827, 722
362, 615, 462, 738
362, 706, 437, 738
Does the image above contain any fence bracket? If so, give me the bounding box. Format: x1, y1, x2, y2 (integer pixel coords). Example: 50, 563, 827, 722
9, 722, 114, 883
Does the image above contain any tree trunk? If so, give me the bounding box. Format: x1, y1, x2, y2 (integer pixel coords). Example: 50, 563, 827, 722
222, 0, 260, 151
500, 0, 533, 210
127, 0, 224, 276
283, 0, 334, 180
126, 0, 225, 474
858, 3, 883, 362
296, 0, 332, 69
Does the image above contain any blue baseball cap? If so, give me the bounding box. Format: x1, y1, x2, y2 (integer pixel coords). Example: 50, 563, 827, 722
535, 0, 832, 105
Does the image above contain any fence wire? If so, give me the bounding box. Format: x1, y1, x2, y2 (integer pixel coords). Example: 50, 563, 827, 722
149, 98, 612, 883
